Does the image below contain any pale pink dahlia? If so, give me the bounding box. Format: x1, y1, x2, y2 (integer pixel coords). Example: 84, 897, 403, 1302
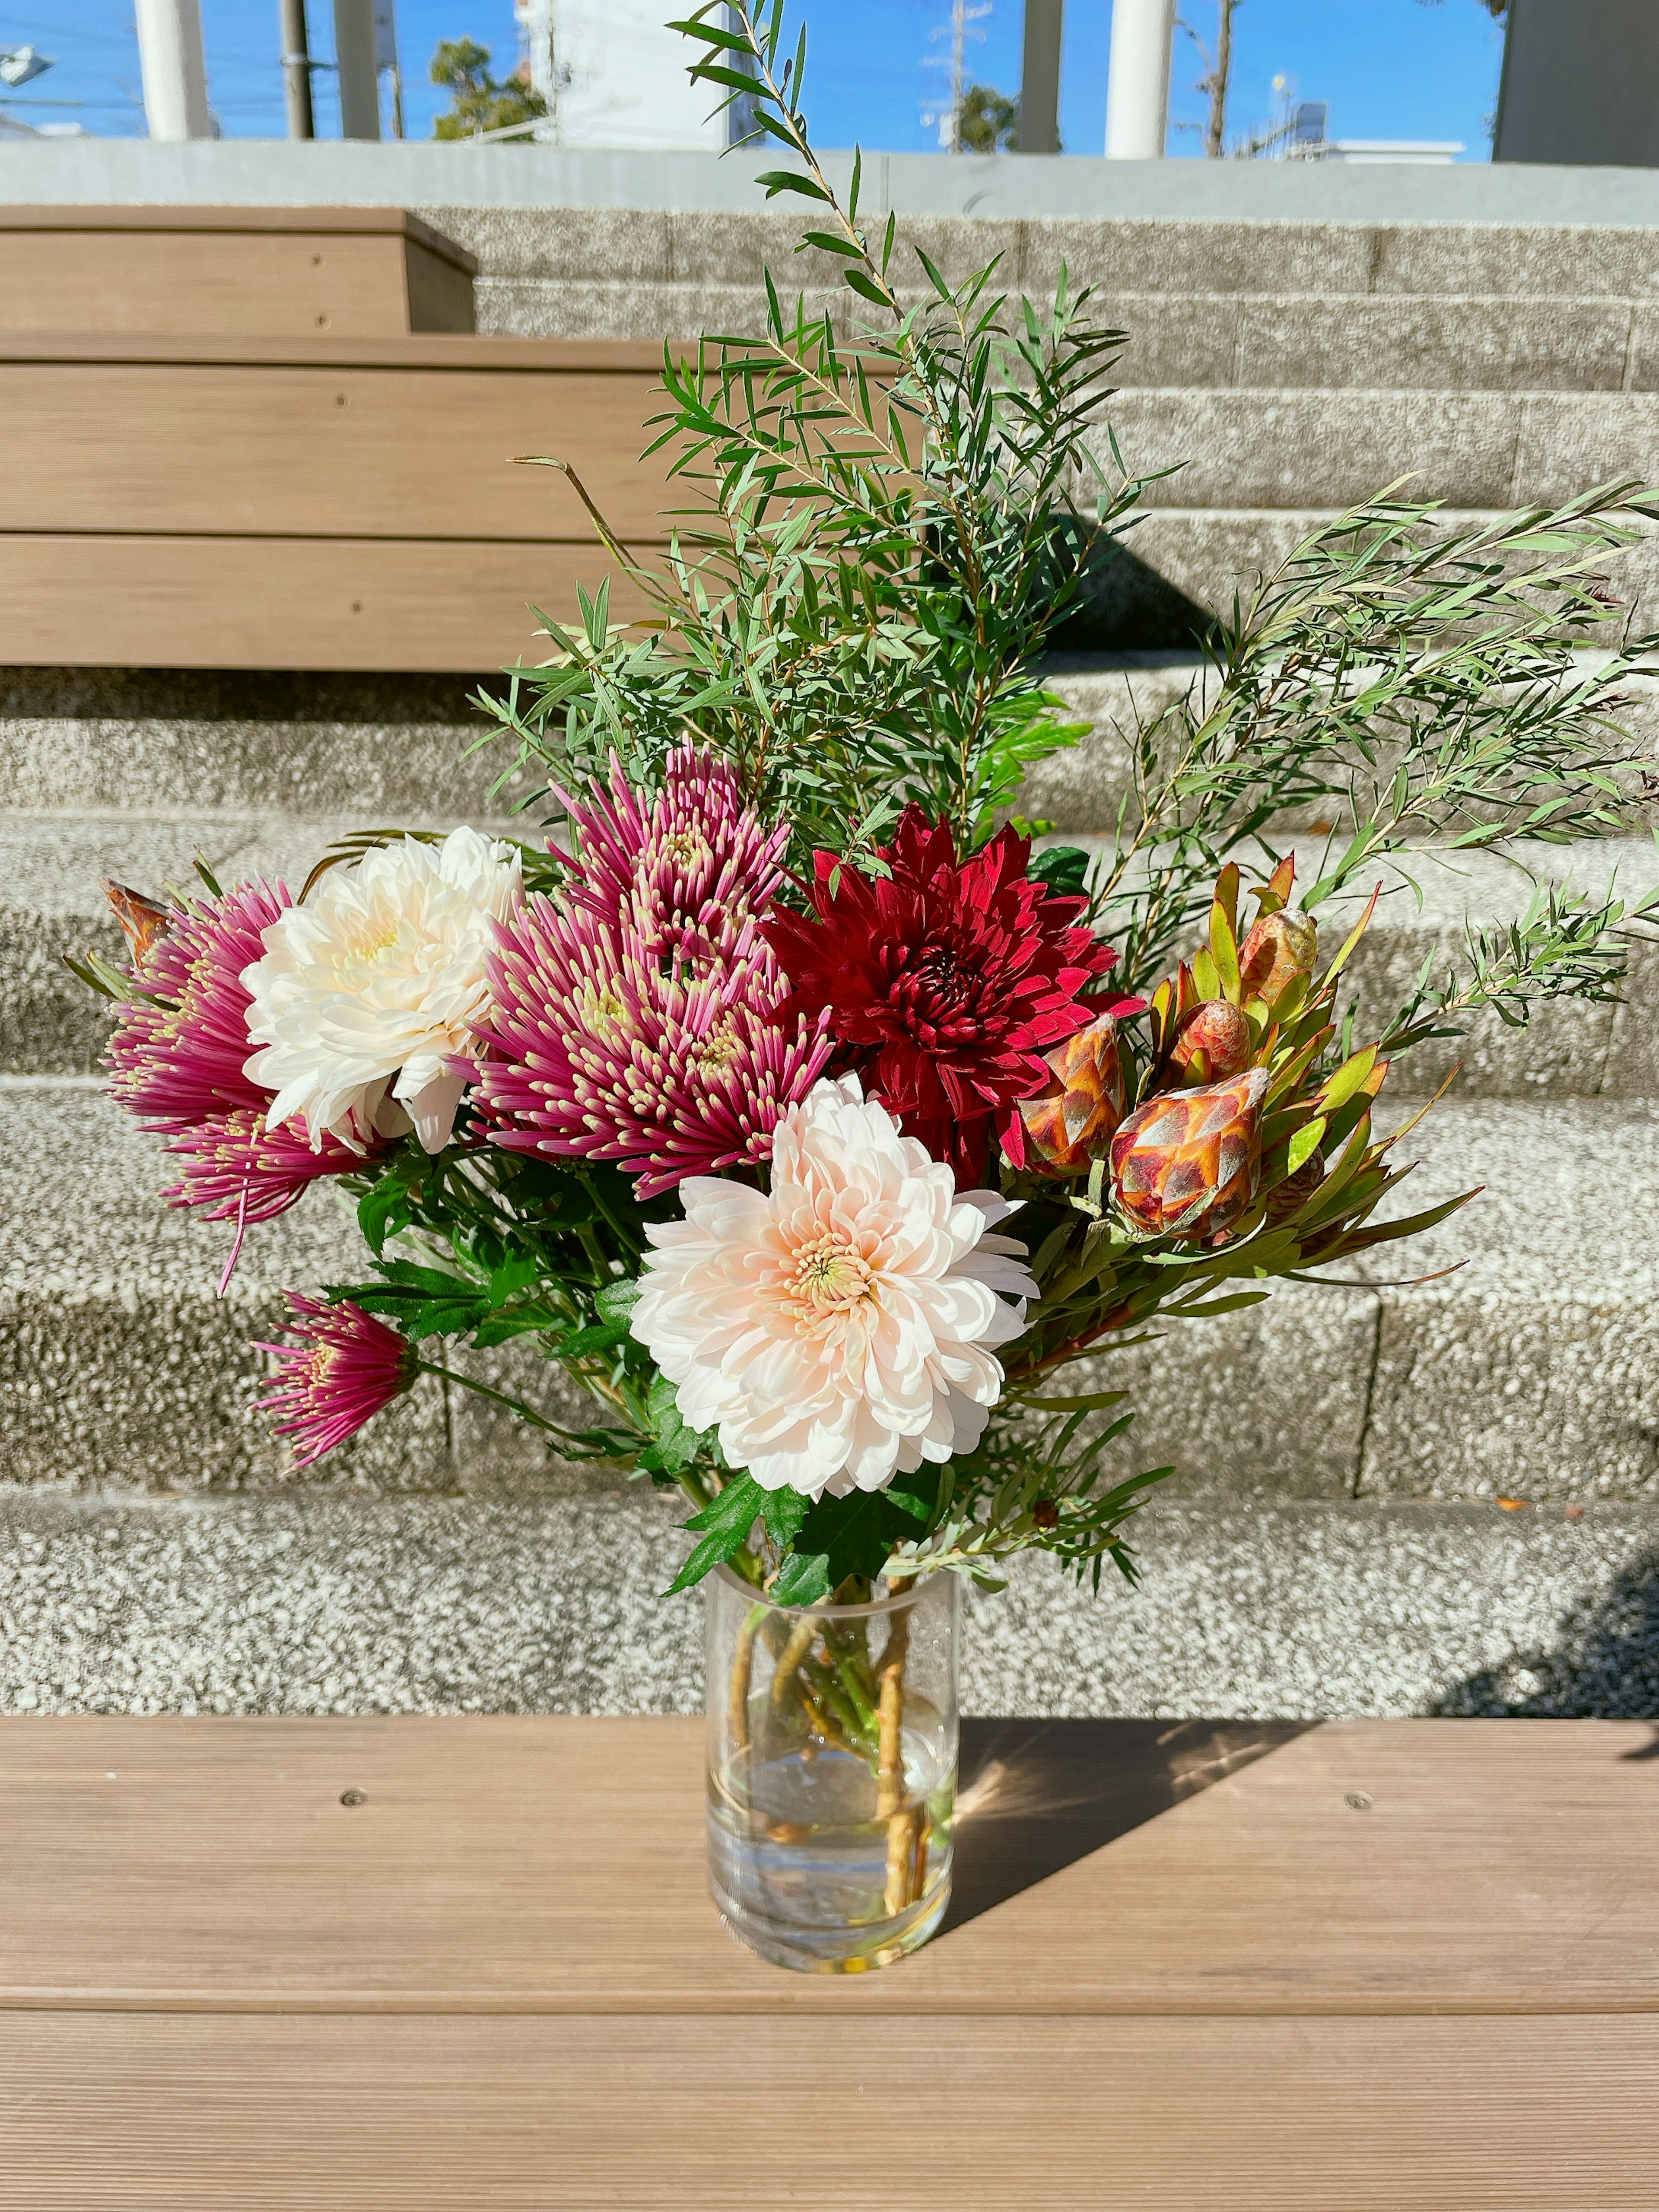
255, 1295, 416, 1468
478, 748, 829, 1196
629, 1075, 1038, 1499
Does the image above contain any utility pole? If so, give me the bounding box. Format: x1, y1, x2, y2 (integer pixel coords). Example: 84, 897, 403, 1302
279, 0, 316, 139
925, 0, 989, 154
334, 0, 380, 138
133, 0, 212, 141
1104, 0, 1173, 158
1018, 0, 1063, 153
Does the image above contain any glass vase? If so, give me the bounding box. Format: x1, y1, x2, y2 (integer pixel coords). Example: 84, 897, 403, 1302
705, 1563, 960, 1973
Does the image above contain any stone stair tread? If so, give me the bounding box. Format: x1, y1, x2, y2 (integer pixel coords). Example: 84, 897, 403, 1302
1, 1083, 1654, 1507
0, 1487, 1650, 1720
477, 280, 1659, 394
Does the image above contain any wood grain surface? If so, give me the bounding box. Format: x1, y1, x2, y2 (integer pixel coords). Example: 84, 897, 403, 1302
0, 535, 655, 672
0, 1717, 1652, 2018
0, 1716, 1650, 2209
0, 233, 468, 341
0, 360, 671, 539
0, 2010, 1649, 2211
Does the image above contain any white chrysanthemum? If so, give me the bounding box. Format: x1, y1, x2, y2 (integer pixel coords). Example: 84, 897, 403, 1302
243, 827, 522, 1155
629, 1074, 1037, 1499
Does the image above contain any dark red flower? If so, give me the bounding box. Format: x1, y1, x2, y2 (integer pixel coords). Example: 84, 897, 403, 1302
763, 807, 1136, 1184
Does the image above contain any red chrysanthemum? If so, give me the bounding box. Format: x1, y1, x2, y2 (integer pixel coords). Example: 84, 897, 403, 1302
763, 807, 1137, 1184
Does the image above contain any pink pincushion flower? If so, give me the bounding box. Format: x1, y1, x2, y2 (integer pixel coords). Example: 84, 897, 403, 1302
256, 1295, 416, 1468
478, 747, 829, 1196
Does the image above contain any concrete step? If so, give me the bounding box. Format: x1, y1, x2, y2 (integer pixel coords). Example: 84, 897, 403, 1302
478, 275, 1659, 395
0, 1081, 601, 1496
2, 1083, 1655, 1509
9, 806, 1652, 1096
0, 669, 512, 822
1103, 388, 1659, 515
423, 204, 1659, 305
0, 1485, 1650, 1719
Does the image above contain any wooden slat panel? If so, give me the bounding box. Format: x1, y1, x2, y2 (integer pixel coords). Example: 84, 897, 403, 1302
0, 1717, 1653, 2016
0, 334, 658, 368
0, 537, 659, 672
0, 233, 422, 340
0, 206, 476, 262
0, 2011, 1650, 2210
0, 362, 670, 540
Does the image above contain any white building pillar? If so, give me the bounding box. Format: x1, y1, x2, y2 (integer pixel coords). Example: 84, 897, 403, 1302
334, 0, 381, 139
133, 0, 212, 141
1104, 0, 1173, 159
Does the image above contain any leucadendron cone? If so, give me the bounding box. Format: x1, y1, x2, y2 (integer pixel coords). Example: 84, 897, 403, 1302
1237, 908, 1317, 1011
1015, 1011, 1127, 1177
1109, 1067, 1270, 1239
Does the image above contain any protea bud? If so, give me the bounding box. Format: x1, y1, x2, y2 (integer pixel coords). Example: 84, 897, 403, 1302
1015, 1011, 1127, 1177
1169, 999, 1251, 1084
102, 879, 172, 972
1238, 908, 1317, 1011
1109, 1067, 1269, 1239
1265, 1152, 1325, 1227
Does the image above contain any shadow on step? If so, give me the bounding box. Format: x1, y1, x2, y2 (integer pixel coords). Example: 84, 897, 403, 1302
940, 1715, 1314, 1935
1430, 1549, 1659, 1719
1045, 534, 1214, 655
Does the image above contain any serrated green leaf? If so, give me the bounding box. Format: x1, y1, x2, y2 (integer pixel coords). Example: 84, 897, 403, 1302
769, 1552, 832, 1607
594, 1279, 642, 1322
762, 1488, 809, 1548
664, 1475, 764, 1596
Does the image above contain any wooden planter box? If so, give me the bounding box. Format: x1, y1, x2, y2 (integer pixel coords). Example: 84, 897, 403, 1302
0, 205, 477, 340
0, 334, 670, 672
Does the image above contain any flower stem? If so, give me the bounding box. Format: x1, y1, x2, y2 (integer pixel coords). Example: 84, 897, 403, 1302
876, 1576, 921, 1916
412, 1360, 569, 1437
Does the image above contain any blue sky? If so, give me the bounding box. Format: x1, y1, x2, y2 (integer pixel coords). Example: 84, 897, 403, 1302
7, 1, 1508, 156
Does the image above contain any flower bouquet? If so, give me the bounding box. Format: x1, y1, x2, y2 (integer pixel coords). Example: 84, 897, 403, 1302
75, 6, 1658, 1970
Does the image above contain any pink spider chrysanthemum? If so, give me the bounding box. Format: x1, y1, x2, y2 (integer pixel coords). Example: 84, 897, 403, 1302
479, 906, 830, 1198
162, 1106, 375, 1226
255, 1295, 416, 1469
479, 749, 828, 1196
555, 743, 788, 967
106, 877, 289, 1130
102, 877, 376, 1284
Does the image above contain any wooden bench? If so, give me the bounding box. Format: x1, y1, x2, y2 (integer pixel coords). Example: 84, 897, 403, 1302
0, 1714, 1650, 2206
0, 334, 668, 671
0, 206, 477, 339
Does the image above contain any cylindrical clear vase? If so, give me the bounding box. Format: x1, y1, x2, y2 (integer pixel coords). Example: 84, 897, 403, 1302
705, 1564, 960, 1973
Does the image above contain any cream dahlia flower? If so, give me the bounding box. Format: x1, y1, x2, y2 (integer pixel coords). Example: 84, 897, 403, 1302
629, 1075, 1037, 1499
242, 827, 522, 1155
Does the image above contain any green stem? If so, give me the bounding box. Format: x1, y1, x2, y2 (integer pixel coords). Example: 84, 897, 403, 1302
413, 1360, 571, 1438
